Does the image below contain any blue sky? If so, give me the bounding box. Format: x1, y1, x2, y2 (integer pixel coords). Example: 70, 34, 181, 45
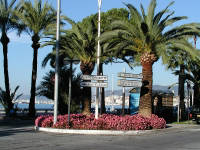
0, 0, 199, 95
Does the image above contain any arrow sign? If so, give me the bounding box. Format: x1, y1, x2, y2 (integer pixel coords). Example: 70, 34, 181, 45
117, 80, 142, 87
81, 75, 108, 81
118, 73, 143, 79
80, 82, 108, 87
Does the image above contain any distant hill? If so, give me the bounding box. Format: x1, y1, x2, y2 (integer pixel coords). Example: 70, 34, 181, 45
105, 85, 178, 96
19, 95, 51, 101
153, 85, 178, 95
19, 85, 180, 101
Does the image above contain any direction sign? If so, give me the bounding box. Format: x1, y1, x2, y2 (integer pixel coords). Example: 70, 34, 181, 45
118, 73, 143, 79
117, 79, 142, 87
81, 75, 108, 81
80, 82, 108, 87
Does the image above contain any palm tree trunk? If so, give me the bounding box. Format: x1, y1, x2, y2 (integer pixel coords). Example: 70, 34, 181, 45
1, 32, 12, 113
82, 87, 91, 115
29, 34, 40, 117
139, 62, 153, 117
80, 61, 94, 115
179, 64, 186, 120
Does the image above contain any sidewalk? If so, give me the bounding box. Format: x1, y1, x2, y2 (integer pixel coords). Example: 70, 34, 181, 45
0, 116, 35, 130
1, 115, 200, 135
1, 122, 200, 150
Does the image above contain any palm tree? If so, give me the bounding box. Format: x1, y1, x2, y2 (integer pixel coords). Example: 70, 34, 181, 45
0, 86, 22, 115
62, 17, 97, 115
37, 67, 82, 114
101, 0, 200, 117
42, 16, 97, 115
185, 63, 200, 106
168, 50, 200, 107
0, 0, 24, 114
100, 8, 130, 114
166, 49, 192, 120
79, 9, 130, 114
16, 0, 56, 117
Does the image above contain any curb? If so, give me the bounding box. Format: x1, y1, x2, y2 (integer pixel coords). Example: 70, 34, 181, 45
35, 124, 200, 136
35, 126, 153, 136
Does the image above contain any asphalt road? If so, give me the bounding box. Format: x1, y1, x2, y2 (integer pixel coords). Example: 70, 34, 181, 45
0, 119, 200, 150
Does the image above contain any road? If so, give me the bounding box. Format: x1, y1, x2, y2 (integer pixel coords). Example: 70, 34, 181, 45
0, 119, 200, 150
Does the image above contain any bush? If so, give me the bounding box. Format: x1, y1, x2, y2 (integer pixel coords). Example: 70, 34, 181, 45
35, 114, 166, 130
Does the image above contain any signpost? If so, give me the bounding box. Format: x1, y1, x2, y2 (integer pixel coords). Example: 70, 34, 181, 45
117, 79, 142, 87
117, 70, 143, 116
80, 82, 108, 88
80, 74, 108, 119
118, 73, 143, 79
122, 68, 126, 116
81, 75, 108, 81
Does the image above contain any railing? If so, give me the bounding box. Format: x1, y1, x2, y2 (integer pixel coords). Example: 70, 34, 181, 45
0, 108, 53, 116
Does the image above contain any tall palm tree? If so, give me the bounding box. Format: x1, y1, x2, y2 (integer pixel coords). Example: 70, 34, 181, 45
79, 9, 130, 114
41, 15, 97, 115
166, 49, 192, 120
185, 63, 200, 106
168, 50, 200, 107
101, 0, 200, 117
63, 17, 97, 115
0, 0, 24, 114
16, 0, 56, 117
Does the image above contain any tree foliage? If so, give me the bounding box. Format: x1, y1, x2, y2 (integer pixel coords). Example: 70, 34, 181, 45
100, 0, 200, 117
37, 67, 82, 114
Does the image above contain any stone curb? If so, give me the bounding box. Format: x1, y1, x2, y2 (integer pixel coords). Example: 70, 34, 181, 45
35, 124, 200, 135
35, 126, 153, 136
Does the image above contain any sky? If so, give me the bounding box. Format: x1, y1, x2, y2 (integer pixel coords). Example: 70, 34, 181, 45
0, 0, 200, 95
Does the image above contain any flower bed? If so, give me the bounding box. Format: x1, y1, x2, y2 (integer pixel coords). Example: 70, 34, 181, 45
35, 114, 166, 130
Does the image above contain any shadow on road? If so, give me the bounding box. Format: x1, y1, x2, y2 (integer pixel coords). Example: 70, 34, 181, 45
0, 117, 35, 137
0, 128, 34, 137
0, 118, 34, 127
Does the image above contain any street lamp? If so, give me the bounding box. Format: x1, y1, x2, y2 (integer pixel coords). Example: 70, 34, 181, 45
64, 58, 79, 126
95, 0, 102, 119
54, 0, 61, 124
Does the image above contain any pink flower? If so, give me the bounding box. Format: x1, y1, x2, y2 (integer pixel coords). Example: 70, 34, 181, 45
35, 114, 166, 130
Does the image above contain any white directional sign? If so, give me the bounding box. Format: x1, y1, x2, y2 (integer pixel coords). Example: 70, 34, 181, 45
117, 73, 143, 79
80, 82, 108, 87
81, 75, 108, 81
117, 80, 142, 87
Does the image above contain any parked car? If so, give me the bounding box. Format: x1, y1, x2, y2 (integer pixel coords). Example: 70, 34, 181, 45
189, 105, 200, 124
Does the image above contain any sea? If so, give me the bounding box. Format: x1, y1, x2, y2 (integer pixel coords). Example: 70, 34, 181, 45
0, 103, 53, 110
0, 103, 128, 111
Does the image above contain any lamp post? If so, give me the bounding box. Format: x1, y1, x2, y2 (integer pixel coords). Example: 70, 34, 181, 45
54, 0, 61, 124
68, 60, 72, 126
122, 68, 126, 116
95, 0, 102, 119
111, 74, 114, 112
64, 58, 79, 126
194, 35, 197, 48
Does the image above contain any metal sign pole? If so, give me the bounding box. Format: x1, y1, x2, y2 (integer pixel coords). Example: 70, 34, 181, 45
111, 74, 114, 112
54, 0, 61, 124
122, 68, 126, 116
177, 98, 180, 123
95, 0, 102, 119
68, 61, 72, 126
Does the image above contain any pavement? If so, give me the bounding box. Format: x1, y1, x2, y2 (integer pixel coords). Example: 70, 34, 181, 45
0, 116, 199, 134
1, 117, 200, 150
